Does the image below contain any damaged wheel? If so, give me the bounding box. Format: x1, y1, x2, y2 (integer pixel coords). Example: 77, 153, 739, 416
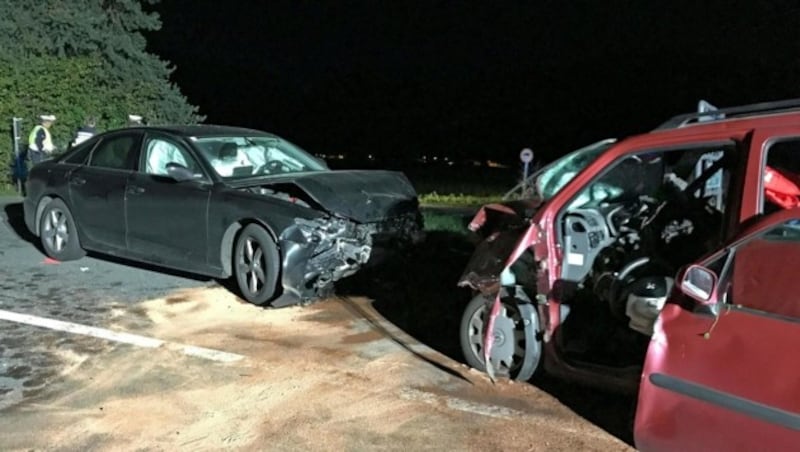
233, 224, 280, 305
460, 293, 541, 381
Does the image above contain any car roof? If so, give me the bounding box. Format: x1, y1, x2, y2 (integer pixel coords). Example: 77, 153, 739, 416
594, 99, 800, 153
649, 98, 800, 137
116, 124, 279, 139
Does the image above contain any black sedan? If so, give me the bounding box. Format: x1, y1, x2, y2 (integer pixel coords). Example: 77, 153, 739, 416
23, 125, 422, 306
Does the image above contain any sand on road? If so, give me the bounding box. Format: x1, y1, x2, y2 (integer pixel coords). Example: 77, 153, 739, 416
0, 287, 632, 451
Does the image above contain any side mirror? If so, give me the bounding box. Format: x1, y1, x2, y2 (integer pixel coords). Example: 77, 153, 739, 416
680, 264, 718, 304
166, 162, 200, 182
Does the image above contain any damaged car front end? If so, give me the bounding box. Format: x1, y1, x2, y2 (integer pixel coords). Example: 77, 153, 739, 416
457, 139, 615, 381
274, 210, 422, 307
227, 168, 423, 307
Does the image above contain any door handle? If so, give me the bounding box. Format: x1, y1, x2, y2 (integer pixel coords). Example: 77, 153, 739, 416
127, 185, 145, 195
69, 177, 86, 186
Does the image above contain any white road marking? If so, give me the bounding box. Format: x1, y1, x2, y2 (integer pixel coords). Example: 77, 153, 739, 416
0, 309, 245, 363
175, 344, 244, 363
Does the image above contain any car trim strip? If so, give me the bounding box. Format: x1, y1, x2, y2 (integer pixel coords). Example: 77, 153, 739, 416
726, 304, 800, 325
650, 373, 800, 431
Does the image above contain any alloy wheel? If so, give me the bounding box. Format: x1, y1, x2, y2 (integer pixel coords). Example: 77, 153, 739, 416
238, 237, 266, 295
42, 208, 69, 253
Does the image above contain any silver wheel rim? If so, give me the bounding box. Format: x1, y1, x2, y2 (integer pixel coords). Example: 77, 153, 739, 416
238, 236, 266, 295
42, 208, 69, 253
467, 301, 526, 374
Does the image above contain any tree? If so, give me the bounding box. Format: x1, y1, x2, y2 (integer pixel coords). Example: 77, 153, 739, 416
0, 0, 203, 186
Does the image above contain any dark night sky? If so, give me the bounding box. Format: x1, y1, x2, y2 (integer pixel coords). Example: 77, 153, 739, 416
145, 1, 800, 164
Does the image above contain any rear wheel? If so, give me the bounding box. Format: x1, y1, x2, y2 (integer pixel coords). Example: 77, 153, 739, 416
39, 198, 85, 261
233, 224, 280, 305
460, 293, 541, 380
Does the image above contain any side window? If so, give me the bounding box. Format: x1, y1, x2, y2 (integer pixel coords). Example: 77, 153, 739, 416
62, 142, 94, 165
723, 220, 800, 319
561, 143, 740, 279
571, 143, 736, 213
142, 137, 202, 176
89, 135, 137, 170
763, 139, 800, 214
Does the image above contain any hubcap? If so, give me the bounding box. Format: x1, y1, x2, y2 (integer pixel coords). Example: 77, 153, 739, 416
238, 237, 265, 295
468, 300, 526, 374
42, 209, 69, 253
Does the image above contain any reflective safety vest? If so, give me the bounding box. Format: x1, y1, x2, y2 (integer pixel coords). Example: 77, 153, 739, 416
28, 125, 55, 152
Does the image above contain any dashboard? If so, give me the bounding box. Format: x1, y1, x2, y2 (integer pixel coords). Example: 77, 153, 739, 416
560, 207, 616, 282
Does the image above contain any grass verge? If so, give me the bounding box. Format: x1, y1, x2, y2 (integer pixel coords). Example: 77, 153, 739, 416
418, 192, 503, 207
422, 210, 473, 234
0, 183, 22, 197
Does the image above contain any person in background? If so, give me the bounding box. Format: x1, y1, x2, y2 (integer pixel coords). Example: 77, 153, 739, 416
127, 114, 144, 126
28, 114, 57, 164
71, 116, 97, 146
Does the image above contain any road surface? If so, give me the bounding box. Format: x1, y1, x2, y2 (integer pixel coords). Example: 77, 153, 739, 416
0, 196, 632, 451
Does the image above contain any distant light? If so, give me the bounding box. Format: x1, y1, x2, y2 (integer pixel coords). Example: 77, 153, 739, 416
368, 154, 374, 160
487, 160, 511, 169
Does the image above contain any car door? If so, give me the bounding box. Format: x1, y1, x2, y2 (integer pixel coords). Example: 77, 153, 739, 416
635, 208, 800, 452
125, 132, 212, 270
67, 131, 141, 250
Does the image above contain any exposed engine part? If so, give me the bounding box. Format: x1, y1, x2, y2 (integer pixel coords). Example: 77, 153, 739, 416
625, 276, 674, 336
272, 212, 420, 308
295, 216, 375, 291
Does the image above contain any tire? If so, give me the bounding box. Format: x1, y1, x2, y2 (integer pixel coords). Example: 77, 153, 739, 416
39, 198, 86, 261
233, 224, 280, 305
459, 293, 542, 381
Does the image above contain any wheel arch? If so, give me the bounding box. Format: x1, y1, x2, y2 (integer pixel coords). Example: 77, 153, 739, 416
219, 218, 280, 278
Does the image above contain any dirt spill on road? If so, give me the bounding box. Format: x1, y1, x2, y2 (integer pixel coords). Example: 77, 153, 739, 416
0, 287, 632, 451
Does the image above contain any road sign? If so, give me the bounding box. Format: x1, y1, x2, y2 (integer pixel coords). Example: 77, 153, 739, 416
519, 148, 535, 195
520, 148, 534, 163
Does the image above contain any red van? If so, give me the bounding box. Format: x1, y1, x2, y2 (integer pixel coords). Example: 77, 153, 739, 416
457, 99, 800, 449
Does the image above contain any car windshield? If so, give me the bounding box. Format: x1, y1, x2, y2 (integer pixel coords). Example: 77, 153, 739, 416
534, 138, 616, 200
190, 135, 326, 179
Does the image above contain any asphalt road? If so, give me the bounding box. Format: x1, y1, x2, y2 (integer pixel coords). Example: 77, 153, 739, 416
0, 195, 210, 410
0, 195, 633, 450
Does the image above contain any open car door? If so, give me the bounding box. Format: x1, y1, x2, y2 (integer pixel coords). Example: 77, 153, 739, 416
635, 207, 800, 451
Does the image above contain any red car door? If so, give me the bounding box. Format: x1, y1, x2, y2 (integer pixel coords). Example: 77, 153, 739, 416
635, 207, 800, 451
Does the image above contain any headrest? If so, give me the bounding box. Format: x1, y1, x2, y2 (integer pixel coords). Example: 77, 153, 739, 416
219, 142, 238, 159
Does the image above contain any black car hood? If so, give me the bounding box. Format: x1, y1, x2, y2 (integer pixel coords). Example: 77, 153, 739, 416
231, 170, 419, 223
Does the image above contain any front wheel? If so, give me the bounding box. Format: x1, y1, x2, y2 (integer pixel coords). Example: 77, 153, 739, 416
39, 198, 85, 261
459, 293, 542, 381
233, 224, 281, 305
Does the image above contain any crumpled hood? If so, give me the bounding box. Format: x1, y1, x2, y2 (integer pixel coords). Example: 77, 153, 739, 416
233, 170, 419, 223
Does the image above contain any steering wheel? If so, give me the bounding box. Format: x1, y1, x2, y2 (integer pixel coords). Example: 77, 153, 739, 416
255, 160, 291, 175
